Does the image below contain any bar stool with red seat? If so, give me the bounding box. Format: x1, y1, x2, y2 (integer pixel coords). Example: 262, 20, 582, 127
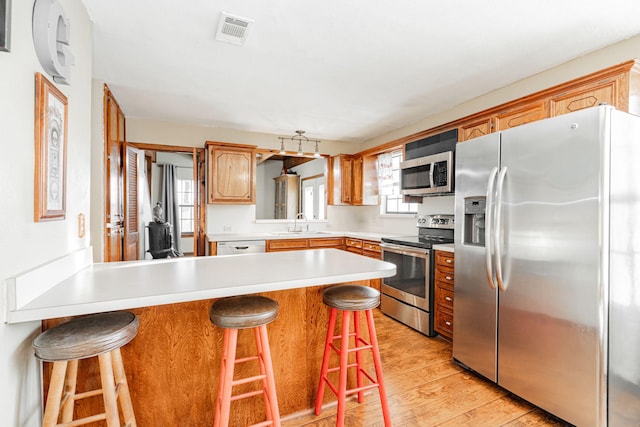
314, 285, 391, 426
32, 311, 139, 427
209, 295, 281, 427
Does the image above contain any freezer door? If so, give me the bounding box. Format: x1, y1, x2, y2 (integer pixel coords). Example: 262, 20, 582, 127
453, 132, 500, 382
497, 107, 606, 426
608, 109, 640, 426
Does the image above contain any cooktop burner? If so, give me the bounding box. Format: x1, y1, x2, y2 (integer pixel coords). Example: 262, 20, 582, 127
381, 235, 454, 249
381, 214, 455, 249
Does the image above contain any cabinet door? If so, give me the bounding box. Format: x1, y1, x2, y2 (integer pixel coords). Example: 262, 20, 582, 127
458, 116, 493, 142
207, 144, 256, 204
495, 101, 547, 131
341, 156, 353, 204
550, 77, 619, 117
352, 157, 363, 205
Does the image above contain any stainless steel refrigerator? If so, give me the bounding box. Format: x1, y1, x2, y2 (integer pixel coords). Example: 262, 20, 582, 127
453, 105, 640, 426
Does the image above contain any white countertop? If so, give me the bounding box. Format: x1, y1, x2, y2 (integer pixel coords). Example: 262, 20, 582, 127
207, 231, 399, 243
432, 243, 454, 252
6, 249, 396, 324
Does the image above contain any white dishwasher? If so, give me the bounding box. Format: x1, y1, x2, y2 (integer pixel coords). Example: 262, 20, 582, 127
216, 240, 266, 255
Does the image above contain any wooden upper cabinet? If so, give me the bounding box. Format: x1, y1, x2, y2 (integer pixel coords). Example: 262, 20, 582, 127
456, 60, 640, 142
328, 154, 352, 205
206, 141, 257, 204
351, 156, 363, 205
495, 101, 547, 131
328, 154, 378, 206
550, 76, 621, 117
458, 116, 493, 142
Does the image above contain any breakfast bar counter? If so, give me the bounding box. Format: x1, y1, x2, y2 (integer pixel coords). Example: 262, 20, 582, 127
7, 249, 395, 324
11, 249, 395, 426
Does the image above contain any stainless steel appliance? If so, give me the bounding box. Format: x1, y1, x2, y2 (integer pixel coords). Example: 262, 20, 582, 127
380, 215, 454, 336
454, 105, 640, 426
216, 240, 266, 255
400, 128, 457, 196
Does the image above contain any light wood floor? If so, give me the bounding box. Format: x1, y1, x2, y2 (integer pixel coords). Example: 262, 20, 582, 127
282, 309, 571, 427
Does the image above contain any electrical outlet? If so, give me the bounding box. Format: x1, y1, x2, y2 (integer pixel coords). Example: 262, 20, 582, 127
223, 225, 232, 232
78, 213, 86, 238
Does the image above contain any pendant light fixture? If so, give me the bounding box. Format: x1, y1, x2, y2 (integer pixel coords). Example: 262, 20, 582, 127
277, 130, 321, 157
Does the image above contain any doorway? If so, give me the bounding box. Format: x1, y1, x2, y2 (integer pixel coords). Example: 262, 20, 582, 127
130, 142, 207, 258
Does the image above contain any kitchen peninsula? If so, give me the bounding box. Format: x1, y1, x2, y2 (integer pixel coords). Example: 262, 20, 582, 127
6, 249, 395, 426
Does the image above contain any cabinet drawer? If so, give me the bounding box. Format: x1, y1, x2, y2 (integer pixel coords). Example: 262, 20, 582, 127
308, 237, 344, 249
345, 238, 363, 249
435, 285, 454, 310
434, 308, 454, 339
346, 247, 363, 254
435, 269, 454, 287
435, 251, 454, 268
266, 239, 308, 252
362, 241, 381, 253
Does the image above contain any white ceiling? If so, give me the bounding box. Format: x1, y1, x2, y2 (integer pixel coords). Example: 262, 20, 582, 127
83, 0, 640, 143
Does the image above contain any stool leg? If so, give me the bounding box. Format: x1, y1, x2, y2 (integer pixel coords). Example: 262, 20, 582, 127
353, 311, 364, 404
215, 328, 238, 427
98, 351, 120, 427
60, 359, 78, 423
314, 307, 338, 415
42, 361, 68, 427
336, 310, 351, 427
257, 325, 281, 427
254, 327, 272, 422
112, 347, 137, 427
366, 309, 391, 427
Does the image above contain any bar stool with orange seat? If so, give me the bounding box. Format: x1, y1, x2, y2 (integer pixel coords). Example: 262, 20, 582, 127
314, 284, 391, 427
209, 295, 281, 427
32, 311, 139, 427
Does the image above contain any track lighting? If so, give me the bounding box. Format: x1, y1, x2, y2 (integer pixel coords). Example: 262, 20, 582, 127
277, 130, 321, 157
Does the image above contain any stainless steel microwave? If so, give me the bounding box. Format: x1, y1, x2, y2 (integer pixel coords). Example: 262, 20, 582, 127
400, 150, 454, 196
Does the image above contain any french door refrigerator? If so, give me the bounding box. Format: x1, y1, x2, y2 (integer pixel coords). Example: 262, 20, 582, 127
453, 105, 640, 426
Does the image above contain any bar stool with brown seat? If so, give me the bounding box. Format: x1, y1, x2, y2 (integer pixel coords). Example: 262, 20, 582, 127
314, 285, 391, 427
209, 295, 281, 427
32, 311, 139, 427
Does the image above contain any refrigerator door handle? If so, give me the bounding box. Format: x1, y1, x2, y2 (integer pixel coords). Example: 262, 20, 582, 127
485, 166, 499, 289
495, 166, 508, 292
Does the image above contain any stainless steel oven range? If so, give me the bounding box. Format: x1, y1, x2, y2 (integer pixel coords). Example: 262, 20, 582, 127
380, 214, 454, 336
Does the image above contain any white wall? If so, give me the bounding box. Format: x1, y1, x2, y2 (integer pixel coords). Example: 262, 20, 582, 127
124, 35, 640, 237
361, 34, 640, 151
0, 1, 93, 426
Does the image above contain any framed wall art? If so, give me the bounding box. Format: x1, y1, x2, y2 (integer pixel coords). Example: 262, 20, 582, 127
34, 72, 68, 221
0, 0, 9, 52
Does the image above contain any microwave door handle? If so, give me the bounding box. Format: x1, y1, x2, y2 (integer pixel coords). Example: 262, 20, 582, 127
485, 167, 499, 290
429, 162, 435, 188
494, 166, 508, 292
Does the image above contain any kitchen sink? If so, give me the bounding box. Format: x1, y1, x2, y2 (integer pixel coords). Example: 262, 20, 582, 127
269, 231, 334, 236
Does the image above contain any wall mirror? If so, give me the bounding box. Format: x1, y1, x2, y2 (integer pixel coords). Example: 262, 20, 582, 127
255, 149, 327, 220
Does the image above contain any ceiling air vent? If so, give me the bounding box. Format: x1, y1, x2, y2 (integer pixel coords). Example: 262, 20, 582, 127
215, 12, 254, 46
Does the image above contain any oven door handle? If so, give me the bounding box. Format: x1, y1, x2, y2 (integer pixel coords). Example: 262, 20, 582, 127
380, 243, 429, 258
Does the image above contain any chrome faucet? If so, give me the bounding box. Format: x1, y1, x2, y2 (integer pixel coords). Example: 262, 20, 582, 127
291, 212, 308, 232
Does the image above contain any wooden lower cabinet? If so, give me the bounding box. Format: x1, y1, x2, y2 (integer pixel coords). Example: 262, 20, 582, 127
434, 250, 455, 340
266, 237, 344, 252
41, 285, 369, 426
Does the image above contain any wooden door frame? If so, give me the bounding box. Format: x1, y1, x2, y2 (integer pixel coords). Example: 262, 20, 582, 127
128, 142, 207, 256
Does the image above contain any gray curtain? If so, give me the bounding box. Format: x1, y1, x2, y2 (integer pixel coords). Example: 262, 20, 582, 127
160, 164, 183, 256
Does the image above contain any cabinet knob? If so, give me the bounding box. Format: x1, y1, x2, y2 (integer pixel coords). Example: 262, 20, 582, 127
445, 296, 453, 302
445, 276, 452, 281
445, 321, 452, 326
445, 259, 452, 264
